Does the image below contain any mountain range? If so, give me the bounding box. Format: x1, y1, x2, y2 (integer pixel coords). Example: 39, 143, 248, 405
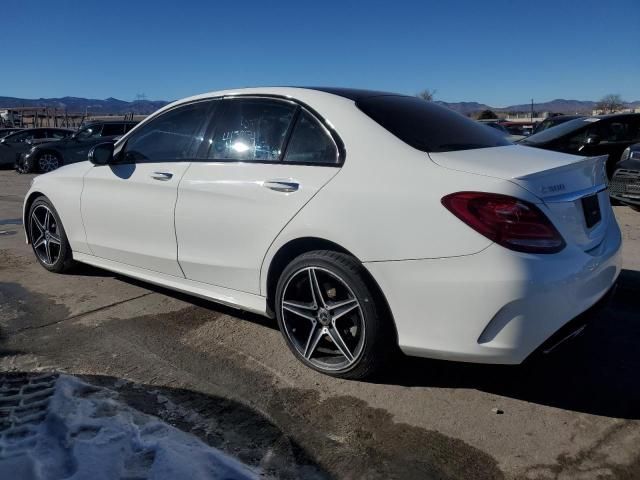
0, 96, 168, 115
1, 95, 639, 116
436, 98, 640, 115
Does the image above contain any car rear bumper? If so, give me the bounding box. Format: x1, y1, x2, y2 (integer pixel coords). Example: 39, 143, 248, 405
610, 193, 640, 207
364, 216, 622, 364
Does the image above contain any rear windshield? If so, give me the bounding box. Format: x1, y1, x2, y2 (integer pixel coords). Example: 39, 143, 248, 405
523, 117, 598, 145
357, 96, 510, 152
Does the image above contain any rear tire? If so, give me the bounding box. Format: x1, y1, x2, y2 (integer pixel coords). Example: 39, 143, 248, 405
37, 152, 62, 173
275, 250, 393, 380
27, 197, 74, 273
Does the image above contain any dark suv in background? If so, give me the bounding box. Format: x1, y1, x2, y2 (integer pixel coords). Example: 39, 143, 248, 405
17, 120, 138, 173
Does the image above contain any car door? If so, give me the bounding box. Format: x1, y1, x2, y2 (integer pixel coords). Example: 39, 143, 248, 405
81, 100, 213, 276
176, 97, 342, 294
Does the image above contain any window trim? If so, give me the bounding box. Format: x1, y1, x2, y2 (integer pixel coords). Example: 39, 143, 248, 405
113, 94, 346, 167
200, 94, 344, 168
222, 94, 345, 166
282, 108, 341, 166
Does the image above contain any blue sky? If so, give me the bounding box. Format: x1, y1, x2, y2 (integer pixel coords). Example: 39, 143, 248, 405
2, 0, 639, 106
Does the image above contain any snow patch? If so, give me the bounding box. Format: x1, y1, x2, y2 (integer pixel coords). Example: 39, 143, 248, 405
0, 373, 257, 479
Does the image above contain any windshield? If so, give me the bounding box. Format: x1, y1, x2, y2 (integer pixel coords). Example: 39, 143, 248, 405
357, 96, 511, 152
523, 117, 599, 144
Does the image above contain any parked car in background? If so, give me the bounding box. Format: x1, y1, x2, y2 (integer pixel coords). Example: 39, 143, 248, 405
609, 144, 640, 211
533, 115, 584, 134
0, 128, 23, 138
23, 87, 620, 379
0, 128, 73, 169
501, 122, 533, 137
477, 120, 524, 141
18, 120, 139, 173
519, 114, 640, 177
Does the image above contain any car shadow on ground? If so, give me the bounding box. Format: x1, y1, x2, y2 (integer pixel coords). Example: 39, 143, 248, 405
380, 268, 640, 419
41, 263, 640, 420
69, 262, 281, 330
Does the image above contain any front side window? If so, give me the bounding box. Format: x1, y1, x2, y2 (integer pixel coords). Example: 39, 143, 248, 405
207, 99, 296, 161
122, 101, 211, 162
283, 111, 338, 164
357, 96, 510, 152
102, 123, 126, 136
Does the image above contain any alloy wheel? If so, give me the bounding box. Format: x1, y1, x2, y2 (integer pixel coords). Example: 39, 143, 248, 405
38, 154, 59, 172
281, 267, 365, 371
30, 205, 61, 266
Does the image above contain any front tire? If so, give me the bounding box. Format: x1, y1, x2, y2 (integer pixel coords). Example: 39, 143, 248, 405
275, 250, 392, 379
28, 197, 74, 273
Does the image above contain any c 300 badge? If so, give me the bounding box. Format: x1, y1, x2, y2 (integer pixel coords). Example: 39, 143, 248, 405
541, 183, 566, 194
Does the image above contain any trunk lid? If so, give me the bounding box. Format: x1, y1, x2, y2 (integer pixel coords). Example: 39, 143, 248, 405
429, 145, 611, 251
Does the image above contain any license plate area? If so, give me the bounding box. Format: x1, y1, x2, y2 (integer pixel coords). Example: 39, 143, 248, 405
581, 194, 601, 229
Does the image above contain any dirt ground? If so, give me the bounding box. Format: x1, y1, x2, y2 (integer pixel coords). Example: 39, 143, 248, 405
1, 169, 639, 479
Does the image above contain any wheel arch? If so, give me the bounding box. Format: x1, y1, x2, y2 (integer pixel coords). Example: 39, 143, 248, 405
23, 191, 45, 243
263, 237, 398, 342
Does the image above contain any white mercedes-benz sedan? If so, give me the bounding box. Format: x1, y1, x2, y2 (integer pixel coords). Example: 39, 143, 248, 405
23, 87, 622, 379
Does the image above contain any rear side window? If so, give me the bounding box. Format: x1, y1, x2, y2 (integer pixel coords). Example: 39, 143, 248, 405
122, 101, 211, 162
283, 111, 338, 164
30, 130, 47, 139
207, 99, 296, 162
102, 123, 126, 136
47, 130, 69, 139
357, 96, 510, 152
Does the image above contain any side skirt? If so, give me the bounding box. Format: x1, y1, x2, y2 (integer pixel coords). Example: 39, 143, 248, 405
73, 252, 268, 316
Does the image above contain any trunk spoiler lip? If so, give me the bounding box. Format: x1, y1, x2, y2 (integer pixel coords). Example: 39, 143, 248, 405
512, 154, 608, 202
542, 183, 607, 203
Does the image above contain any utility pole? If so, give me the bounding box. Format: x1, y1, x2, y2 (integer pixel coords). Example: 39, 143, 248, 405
530, 99, 534, 122
134, 93, 147, 115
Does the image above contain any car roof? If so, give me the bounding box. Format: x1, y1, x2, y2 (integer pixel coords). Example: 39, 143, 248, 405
301, 87, 403, 101
138, 87, 409, 129
591, 112, 640, 120
164, 86, 405, 109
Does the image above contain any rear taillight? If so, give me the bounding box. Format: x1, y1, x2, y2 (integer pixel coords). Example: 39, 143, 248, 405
441, 192, 565, 254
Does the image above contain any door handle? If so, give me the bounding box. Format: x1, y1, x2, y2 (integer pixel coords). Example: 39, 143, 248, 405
263, 179, 299, 193
151, 171, 173, 181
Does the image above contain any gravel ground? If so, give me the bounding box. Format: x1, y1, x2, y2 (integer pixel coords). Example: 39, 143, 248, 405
1, 169, 639, 479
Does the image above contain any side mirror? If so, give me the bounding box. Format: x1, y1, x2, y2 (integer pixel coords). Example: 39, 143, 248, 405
585, 134, 601, 146
89, 142, 114, 165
